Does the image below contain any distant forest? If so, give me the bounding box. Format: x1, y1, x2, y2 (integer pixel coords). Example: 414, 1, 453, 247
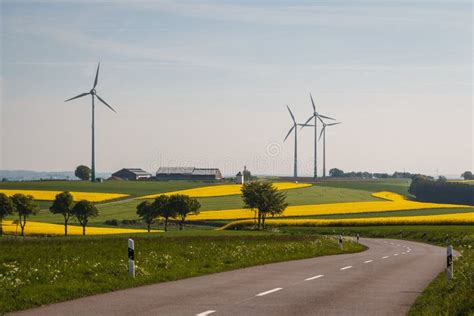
409, 176, 474, 206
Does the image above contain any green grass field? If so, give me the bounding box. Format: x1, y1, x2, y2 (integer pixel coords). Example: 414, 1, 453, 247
0, 232, 364, 313
286, 207, 474, 219
316, 178, 411, 196
0, 180, 217, 197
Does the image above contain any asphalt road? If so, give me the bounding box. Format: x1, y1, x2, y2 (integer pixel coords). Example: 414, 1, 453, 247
11, 238, 450, 316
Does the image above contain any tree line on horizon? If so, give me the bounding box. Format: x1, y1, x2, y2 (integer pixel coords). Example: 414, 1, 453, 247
328, 168, 425, 179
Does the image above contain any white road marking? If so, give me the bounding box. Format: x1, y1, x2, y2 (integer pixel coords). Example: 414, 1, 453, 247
305, 274, 324, 281
364, 260, 373, 263
402, 252, 406, 255
394, 254, 399, 256
382, 256, 389, 259
256, 287, 283, 297
340, 266, 353, 270
197, 310, 216, 316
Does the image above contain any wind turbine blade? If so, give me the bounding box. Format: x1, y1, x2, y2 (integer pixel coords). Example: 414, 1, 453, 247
95, 94, 117, 113
327, 122, 341, 126
65, 92, 90, 102
284, 125, 295, 142
319, 127, 325, 141
318, 114, 336, 120
300, 115, 315, 129
317, 115, 325, 124
310, 93, 316, 112
93, 62, 100, 89
298, 124, 314, 127
286, 105, 296, 123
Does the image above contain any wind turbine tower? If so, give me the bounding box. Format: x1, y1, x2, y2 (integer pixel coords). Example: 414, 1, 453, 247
318, 117, 341, 177
65, 63, 117, 182
284, 105, 313, 178
302, 94, 335, 179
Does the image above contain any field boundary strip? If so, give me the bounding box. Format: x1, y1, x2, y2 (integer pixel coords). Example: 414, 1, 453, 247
217, 211, 474, 229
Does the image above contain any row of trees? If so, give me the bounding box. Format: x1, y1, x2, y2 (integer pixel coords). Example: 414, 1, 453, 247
328, 168, 431, 180
136, 194, 201, 231
409, 176, 474, 206
0, 192, 98, 237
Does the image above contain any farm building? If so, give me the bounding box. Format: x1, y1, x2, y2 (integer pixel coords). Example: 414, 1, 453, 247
111, 168, 152, 180
156, 167, 223, 180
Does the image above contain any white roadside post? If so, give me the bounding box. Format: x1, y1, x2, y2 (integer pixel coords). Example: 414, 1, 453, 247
128, 238, 135, 278
447, 245, 453, 280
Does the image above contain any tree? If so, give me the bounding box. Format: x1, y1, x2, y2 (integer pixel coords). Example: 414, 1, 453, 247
153, 195, 175, 232
136, 201, 156, 232
241, 182, 288, 229
168, 194, 201, 230
50, 191, 74, 236
11, 194, 39, 236
329, 168, 344, 177
75, 165, 91, 181
461, 171, 473, 180
241, 181, 263, 227
72, 200, 98, 236
0, 193, 15, 236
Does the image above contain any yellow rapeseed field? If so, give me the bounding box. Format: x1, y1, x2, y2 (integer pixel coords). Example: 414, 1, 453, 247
187, 191, 472, 221
1, 220, 160, 236
140, 182, 311, 199
0, 189, 129, 202
218, 212, 474, 229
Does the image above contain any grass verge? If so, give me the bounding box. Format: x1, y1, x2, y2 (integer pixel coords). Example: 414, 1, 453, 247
0, 231, 364, 313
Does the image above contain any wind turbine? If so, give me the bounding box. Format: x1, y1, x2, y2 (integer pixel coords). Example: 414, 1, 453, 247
301, 94, 335, 179
65, 62, 117, 182
284, 105, 310, 178
318, 117, 341, 178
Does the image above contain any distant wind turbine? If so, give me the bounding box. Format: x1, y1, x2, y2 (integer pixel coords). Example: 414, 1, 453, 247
284, 105, 310, 178
318, 117, 341, 178
65, 62, 117, 182
301, 94, 335, 179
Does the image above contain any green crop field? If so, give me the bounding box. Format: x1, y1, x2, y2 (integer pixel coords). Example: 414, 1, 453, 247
286, 207, 474, 220
0, 180, 217, 197
315, 178, 411, 196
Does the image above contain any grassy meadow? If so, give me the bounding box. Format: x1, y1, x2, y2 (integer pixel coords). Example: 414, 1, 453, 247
0, 180, 216, 197
0, 232, 364, 313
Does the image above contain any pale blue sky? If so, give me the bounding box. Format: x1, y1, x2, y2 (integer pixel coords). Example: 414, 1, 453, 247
1, 0, 472, 176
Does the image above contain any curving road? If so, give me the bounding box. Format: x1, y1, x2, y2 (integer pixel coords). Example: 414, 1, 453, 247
11, 238, 450, 316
